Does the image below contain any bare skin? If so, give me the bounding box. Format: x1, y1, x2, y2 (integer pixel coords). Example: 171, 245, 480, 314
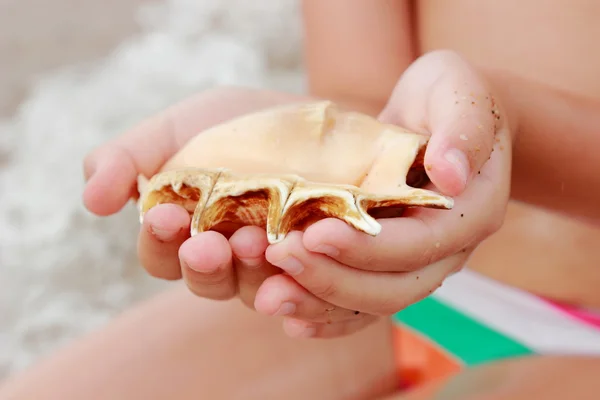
420, 0, 600, 307
2, 1, 599, 399
0, 285, 397, 400
304, 0, 600, 308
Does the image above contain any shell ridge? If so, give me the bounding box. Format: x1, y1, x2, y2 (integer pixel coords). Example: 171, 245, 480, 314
276, 182, 378, 243
137, 175, 149, 223
358, 185, 454, 210
352, 192, 383, 236
138, 172, 175, 224
190, 169, 223, 236
269, 178, 298, 244
140, 168, 453, 242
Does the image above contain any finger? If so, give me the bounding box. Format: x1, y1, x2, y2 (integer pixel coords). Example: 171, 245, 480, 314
229, 226, 280, 309
179, 231, 236, 300
267, 231, 468, 315
137, 204, 190, 280
282, 315, 379, 339
254, 274, 366, 324
83, 107, 179, 216
379, 49, 508, 197
303, 124, 510, 272
83, 88, 310, 216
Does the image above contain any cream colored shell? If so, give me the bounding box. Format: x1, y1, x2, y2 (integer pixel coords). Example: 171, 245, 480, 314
137, 101, 453, 243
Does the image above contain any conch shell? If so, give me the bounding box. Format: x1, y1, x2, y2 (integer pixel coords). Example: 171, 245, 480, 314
137, 101, 453, 243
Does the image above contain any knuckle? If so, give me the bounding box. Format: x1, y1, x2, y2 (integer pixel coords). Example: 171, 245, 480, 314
344, 247, 375, 269
412, 217, 443, 268
417, 243, 440, 269
310, 280, 338, 302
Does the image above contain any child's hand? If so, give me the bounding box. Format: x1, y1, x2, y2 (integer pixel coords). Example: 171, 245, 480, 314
83, 50, 513, 340
251, 50, 515, 338
82, 87, 310, 300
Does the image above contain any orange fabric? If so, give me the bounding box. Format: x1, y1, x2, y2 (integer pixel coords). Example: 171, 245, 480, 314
392, 325, 463, 389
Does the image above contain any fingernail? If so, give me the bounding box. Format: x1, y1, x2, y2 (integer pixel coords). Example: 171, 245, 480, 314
444, 149, 470, 186
312, 244, 339, 257
274, 302, 296, 316
273, 256, 304, 276
149, 225, 179, 242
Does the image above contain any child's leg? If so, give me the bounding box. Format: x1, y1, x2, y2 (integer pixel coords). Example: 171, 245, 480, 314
0, 284, 397, 400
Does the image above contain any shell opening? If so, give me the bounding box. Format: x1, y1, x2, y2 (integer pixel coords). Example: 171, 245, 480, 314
140, 169, 453, 244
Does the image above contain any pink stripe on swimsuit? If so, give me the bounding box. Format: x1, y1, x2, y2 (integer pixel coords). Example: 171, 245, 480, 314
542, 298, 600, 329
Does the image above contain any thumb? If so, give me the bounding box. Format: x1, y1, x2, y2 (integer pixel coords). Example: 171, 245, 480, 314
379, 50, 503, 197
422, 66, 501, 197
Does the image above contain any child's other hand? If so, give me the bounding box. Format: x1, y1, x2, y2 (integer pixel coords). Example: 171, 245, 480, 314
257, 50, 514, 337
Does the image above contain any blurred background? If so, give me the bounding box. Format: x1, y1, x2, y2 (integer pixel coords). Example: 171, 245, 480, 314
0, 0, 305, 378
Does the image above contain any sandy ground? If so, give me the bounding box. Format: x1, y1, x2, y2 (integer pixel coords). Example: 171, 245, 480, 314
0, 0, 148, 118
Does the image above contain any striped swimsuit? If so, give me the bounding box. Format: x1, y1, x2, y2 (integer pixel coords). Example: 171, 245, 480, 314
391, 268, 600, 389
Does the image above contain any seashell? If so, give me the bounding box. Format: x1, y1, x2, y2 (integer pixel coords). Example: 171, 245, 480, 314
137, 100, 453, 243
